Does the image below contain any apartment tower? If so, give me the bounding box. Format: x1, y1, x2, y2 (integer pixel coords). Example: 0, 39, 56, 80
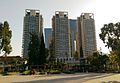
77, 13, 96, 58
52, 11, 71, 63
22, 9, 43, 59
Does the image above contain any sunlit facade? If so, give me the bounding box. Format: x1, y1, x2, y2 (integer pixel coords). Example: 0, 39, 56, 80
52, 11, 72, 63
77, 13, 97, 58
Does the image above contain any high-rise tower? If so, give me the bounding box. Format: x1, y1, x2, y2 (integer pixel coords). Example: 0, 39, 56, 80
69, 19, 77, 58
22, 9, 43, 59
44, 28, 52, 48
52, 11, 71, 63
77, 13, 97, 58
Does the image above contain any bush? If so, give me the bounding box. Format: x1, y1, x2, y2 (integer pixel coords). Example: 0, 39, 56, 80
1, 71, 9, 76
49, 70, 61, 74
22, 70, 30, 75
63, 70, 75, 74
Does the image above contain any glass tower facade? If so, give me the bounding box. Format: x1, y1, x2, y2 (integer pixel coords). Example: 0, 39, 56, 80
77, 13, 97, 58
22, 9, 43, 59
44, 28, 52, 48
52, 11, 71, 63
69, 19, 77, 57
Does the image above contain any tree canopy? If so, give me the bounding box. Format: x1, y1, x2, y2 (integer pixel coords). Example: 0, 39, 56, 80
99, 22, 120, 71
28, 33, 47, 66
28, 33, 40, 65
0, 21, 12, 55
99, 22, 120, 56
87, 51, 109, 72
39, 33, 46, 65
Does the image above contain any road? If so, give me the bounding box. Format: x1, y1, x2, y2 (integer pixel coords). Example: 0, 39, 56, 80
0, 73, 120, 83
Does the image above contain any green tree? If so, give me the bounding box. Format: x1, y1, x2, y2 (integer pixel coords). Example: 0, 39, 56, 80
99, 22, 120, 69
74, 51, 79, 60
38, 33, 46, 65
0, 21, 12, 55
108, 51, 120, 71
87, 51, 100, 71
99, 23, 120, 56
28, 33, 47, 69
0, 21, 12, 72
49, 39, 55, 62
45, 48, 49, 60
11, 59, 20, 71
87, 51, 109, 72
28, 33, 40, 65
98, 54, 109, 71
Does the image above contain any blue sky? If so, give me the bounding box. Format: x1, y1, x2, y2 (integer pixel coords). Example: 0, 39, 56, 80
0, 0, 120, 56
